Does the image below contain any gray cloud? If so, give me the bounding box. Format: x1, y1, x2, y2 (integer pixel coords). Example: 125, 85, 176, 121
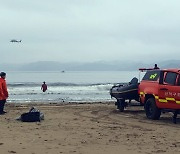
1, 0, 180, 64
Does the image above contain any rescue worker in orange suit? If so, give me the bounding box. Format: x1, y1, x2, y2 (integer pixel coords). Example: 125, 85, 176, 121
41, 81, 47, 92
0, 72, 8, 114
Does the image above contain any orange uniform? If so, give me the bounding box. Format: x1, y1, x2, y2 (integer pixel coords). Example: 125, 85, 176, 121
0, 78, 8, 100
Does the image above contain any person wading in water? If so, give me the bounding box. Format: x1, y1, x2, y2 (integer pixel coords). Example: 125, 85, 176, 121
41, 81, 47, 92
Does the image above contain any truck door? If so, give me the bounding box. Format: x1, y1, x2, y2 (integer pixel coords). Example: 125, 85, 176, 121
158, 71, 180, 109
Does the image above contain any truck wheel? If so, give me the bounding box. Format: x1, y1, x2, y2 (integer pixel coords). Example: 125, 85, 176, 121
117, 99, 125, 112
145, 98, 161, 120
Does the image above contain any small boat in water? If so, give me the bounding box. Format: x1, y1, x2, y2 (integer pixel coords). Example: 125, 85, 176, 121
110, 77, 139, 111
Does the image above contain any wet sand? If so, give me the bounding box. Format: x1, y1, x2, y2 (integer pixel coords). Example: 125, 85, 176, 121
0, 102, 180, 154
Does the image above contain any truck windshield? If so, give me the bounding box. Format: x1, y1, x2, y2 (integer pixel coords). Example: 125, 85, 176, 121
142, 70, 160, 81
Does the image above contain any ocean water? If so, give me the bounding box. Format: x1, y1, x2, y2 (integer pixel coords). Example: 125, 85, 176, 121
6, 71, 141, 103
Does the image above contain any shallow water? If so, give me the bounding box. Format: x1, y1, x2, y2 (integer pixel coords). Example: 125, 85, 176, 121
6, 71, 141, 103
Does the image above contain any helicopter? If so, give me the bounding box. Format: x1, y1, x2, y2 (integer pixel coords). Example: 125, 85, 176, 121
10, 39, 22, 43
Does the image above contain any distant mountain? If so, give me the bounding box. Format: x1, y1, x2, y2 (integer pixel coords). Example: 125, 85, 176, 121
0, 60, 180, 71
20, 61, 65, 71
159, 60, 180, 69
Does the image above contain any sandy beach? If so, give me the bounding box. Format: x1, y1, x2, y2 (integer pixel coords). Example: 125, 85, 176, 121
0, 102, 180, 154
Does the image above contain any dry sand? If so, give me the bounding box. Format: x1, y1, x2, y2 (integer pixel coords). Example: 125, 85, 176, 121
0, 102, 180, 154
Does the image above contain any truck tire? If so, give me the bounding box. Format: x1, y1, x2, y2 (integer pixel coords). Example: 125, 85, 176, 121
145, 98, 161, 120
117, 99, 125, 112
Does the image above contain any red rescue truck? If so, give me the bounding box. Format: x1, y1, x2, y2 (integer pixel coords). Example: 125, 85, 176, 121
139, 68, 180, 123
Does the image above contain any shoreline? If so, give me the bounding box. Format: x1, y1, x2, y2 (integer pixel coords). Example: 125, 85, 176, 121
1, 102, 180, 154
6, 100, 116, 106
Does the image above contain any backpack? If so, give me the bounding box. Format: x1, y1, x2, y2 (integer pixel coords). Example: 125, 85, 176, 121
17, 107, 44, 122
20, 112, 41, 122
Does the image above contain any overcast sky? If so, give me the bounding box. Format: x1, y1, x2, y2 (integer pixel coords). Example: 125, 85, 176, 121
1, 0, 180, 64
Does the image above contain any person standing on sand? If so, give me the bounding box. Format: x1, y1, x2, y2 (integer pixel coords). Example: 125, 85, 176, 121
41, 81, 47, 92
0, 72, 9, 114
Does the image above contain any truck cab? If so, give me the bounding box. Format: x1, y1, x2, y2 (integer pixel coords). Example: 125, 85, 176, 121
139, 69, 180, 120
